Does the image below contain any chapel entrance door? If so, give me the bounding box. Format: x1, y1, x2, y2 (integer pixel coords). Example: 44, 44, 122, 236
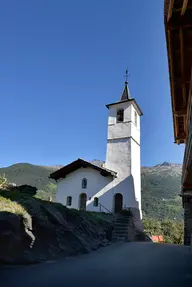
79, 193, 87, 210
114, 193, 123, 213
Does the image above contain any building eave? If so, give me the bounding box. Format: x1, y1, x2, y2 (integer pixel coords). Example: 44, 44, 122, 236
164, 0, 192, 144
106, 99, 143, 116
49, 158, 117, 180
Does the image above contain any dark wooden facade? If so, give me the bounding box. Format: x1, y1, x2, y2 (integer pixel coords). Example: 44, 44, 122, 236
164, 0, 192, 245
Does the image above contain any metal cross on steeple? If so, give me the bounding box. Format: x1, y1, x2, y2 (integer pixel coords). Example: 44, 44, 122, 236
124, 69, 130, 85
120, 69, 131, 101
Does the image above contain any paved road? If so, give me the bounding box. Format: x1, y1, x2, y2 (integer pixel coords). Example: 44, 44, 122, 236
1, 242, 192, 287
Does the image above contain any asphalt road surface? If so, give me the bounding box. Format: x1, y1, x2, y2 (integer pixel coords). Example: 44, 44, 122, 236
1, 242, 192, 287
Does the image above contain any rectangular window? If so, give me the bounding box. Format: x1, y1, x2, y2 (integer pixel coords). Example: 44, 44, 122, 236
117, 109, 124, 123
66, 196, 72, 206
134, 111, 137, 126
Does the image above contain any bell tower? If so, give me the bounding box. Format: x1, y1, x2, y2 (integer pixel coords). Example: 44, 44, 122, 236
105, 77, 143, 215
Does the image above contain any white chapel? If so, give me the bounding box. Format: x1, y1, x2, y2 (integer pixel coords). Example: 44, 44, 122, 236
50, 79, 143, 217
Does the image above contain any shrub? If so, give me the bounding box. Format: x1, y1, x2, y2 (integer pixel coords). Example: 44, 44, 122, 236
120, 209, 133, 217
143, 217, 184, 244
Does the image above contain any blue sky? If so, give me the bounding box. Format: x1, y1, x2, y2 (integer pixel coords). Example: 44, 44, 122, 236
0, 0, 185, 167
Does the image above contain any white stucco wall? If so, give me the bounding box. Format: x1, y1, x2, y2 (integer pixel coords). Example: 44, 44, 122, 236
107, 103, 140, 144
104, 138, 140, 212
56, 165, 138, 213
130, 138, 142, 217
130, 106, 141, 213
108, 102, 132, 125
131, 105, 140, 130
105, 138, 131, 175
56, 167, 115, 212
108, 122, 131, 140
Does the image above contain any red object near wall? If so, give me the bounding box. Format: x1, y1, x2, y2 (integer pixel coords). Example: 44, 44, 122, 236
152, 235, 163, 243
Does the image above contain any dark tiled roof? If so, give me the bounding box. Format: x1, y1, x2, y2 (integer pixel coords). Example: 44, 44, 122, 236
49, 158, 117, 180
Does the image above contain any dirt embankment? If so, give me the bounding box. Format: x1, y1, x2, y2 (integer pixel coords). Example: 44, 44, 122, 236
0, 184, 113, 264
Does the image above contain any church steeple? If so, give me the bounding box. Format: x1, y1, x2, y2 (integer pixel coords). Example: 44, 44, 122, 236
105, 71, 142, 217
120, 69, 131, 101
120, 81, 131, 101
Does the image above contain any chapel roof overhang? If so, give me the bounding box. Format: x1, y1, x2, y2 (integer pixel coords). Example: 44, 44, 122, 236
49, 158, 117, 180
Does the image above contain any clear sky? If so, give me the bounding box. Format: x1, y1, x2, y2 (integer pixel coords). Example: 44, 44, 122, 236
0, 0, 185, 168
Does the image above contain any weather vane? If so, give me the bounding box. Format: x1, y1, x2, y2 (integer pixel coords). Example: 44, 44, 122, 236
124, 69, 130, 83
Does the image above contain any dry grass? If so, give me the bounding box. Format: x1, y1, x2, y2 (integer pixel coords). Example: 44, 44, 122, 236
0, 195, 27, 216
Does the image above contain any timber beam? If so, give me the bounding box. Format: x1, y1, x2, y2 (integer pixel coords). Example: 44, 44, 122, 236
181, 0, 189, 16
167, 0, 175, 22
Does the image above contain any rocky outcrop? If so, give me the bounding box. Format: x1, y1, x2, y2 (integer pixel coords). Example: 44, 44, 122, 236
0, 185, 112, 264
0, 211, 35, 264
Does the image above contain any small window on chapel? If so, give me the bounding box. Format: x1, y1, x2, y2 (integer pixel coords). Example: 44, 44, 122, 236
134, 111, 137, 126
66, 196, 72, 206
93, 197, 99, 207
117, 109, 124, 123
82, 178, 87, 189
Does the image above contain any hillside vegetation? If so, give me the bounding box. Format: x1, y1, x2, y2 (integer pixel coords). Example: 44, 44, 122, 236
141, 163, 183, 220
0, 162, 183, 220
0, 163, 57, 201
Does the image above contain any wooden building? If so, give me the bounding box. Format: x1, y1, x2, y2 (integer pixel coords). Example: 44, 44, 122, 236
164, 0, 192, 245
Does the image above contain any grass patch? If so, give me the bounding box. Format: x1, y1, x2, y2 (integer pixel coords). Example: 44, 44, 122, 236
69, 209, 114, 227
0, 195, 27, 216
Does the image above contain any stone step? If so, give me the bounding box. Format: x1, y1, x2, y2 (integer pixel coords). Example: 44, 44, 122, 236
113, 227, 127, 232
115, 222, 129, 226
115, 219, 129, 223
113, 229, 127, 234
115, 215, 130, 218
113, 231, 127, 235
115, 215, 130, 219
112, 232, 127, 237
112, 237, 126, 241
114, 227, 127, 231
114, 226, 127, 230
115, 218, 129, 222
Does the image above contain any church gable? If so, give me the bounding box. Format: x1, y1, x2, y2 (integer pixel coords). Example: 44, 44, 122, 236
50, 158, 116, 180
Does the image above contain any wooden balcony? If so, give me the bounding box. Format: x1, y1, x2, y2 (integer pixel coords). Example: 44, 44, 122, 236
182, 69, 192, 191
